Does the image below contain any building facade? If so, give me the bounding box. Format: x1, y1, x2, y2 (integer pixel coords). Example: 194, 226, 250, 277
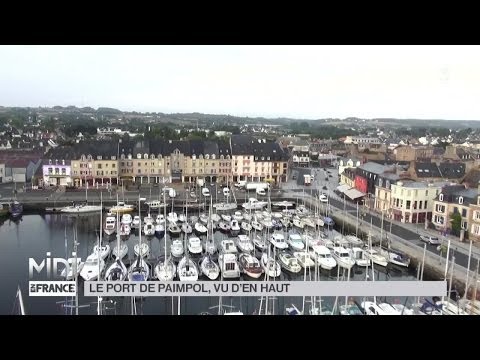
338, 157, 361, 175
374, 174, 399, 214
42, 159, 72, 187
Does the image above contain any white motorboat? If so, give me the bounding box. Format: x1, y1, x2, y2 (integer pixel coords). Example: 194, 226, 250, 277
143, 217, 155, 236
61, 204, 102, 214
272, 201, 295, 209
236, 234, 254, 253
303, 217, 316, 229
178, 214, 186, 223
345, 235, 364, 247
104, 215, 116, 236
177, 257, 199, 281
199, 213, 209, 224
213, 202, 237, 211
220, 239, 238, 254
243, 212, 253, 222
105, 259, 128, 281
121, 213, 133, 225
271, 212, 283, 219
218, 221, 230, 232
230, 219, 241, 234
253, 235, 268, 251
287, 233, 305, 251
221, 214, 232, 222
134, 243, 150, 258
146, 200, 166, 209
270, 232, 289, 250
278, 252, 302, 274
171, 239, 184, 257
280, 218, 292, 228
349, 247, 370, 267
332, 247, 356, 269
60, 258, 84, 280
362, 301, 403, 315
251, 220, 263, 232
339, 303, 364, 315
188, 236, 203, 254
181, 221, 193, 234
155, 214, 166, 225
168, 222, 182, 236
233, 211, 243, 221
242, 198, 268, 210
128, 256, 150, 281
314, 217, 325, 227
378, 248, 410, 268
293, 252, 315, 268
93, 244, 111, 260
292, 216, 305, 229
241, 221, 252, 232
310, 245, 337, 270
200, 255, 220, 280
155, 257, 176, 281
167, 212, 178, 224
79, 253, 105, 281
261, 254, 281, 278
238, 253, 263, 278
109, 202, 134, 214
112, 242, 128, 259
131, 215, 140, 229
211, 213, 221, 222
218, 253, 240, 278
194, 222, 208, 235
364, 249, 389, 267
119, 223, 131, 237
261, 218, 274, 229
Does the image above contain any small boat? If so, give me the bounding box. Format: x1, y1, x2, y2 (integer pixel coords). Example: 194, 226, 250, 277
218, 221, 230, 232
155, 214, 166, 225
349, 247, 370, 267
296, 205, 309, 216
236, 234, 254, 253
155, 257, 176, 281
60, 258, 84, 280
204, 239, 217, 255
131, 215, 140, 229
251, 220, 263, 232
134, 243, 150, 258
302, 217, 316, 229
121, 213, 133, 225
364, 249, 389, 267
167, 212, 178, 224
105, 259, 128, 281
310, 245, 337, 270
277, 252, 302, 274
261, 218, 274, 229
362, 301, 403, 315
323, 217, 335, 227
171, 239, 184, 257
332, 247, 355, 269
242, 198, 268, 210
213, 202, 237, 211
243, 212, 253, 222
177, 257, 199, 281
143, 216, 155, 236
188, 236, 203, 255
293, 252, 315, 268
238, 253, 263, 278
340, 303, 364, 315
253, 235, 268, 251
272, 201, 295, 209
60, 203, 101, 214
287, 233, 305, 251
119, 223, 131, 237
261, 254, 281, 278
211, 213, 221, 222
181, 222, 193, 234
218, 253, 240, 278
104, 215, 116, 236
280, 218, 292, 228
292, 216, 305, 229
314, 218, 324, 227
269, 232, 289, 250
109, 202, 134, 214
345, 235, 364, 247
154, 223, 165, 237
221, 214, 232, 222
379, 248, 410, 268
200, 213, 209, 224
168, 222, 182, 237
233, 211, 243, 221
146, 200, 166, 209
177, 214, 185, 223
271, 219, 283, 230
200, 255, 220, 280
194, 222, 208, 235
271, 212, 283, 219
128, 256, 150, 281
230, 219, 241, 234
220, 239, 238, 254
241, 221, 252, 232
93, 244, 111, 260
79, 254, 105, 281
112, 242, 128, 259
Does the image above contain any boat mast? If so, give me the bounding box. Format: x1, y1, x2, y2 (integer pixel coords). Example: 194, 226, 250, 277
16, 285, 25, 315
464, 239, 473, 300
441, 240, 451, 305
116, 194, 120, 260
164, 188, 167, 261
98, 192, 103, 315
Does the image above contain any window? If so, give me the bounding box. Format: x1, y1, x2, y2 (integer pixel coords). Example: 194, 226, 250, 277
462, 221, 468, 230
137, 154, 141, 159
145, 162, 147, 166
121, 154, 125, 160
434, 215, 445, 225
137, 169, 141, 174
379, 178, 383, 187
406, 200, 411, 209
144, 153, 148, 159
425, 201, 427, 209
137, 162, 141, 167
150, 154, 155, 160
55, 168, 59, 175
453, 207, 459, 214
97, 156, 102, 160
425, 190, 428, 196
48, 167, 53, 174
459, 196, 464, 205
472, 224, 480, 235
462, 208, 467, 217
439, 194, 444, 201
475, 211, 480, 221
112, 164, 116, 168
61, 168, 66, 175
212, 154, 216, 160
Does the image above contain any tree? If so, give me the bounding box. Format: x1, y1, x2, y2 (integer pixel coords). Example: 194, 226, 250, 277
450, 212, 462, 237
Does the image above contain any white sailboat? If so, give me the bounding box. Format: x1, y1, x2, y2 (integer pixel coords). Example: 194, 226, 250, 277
364, 249, 389, 267
194, 222, 208, 235
230, 219, 241, 234
129, 197, 151, 281
260, 253, 281, 278
155, 189, 176, 281
310, 245, 337, 270
241, 221, 252, 232
111, 207, 128, 259
236, 234, 254, 253
143, 214, 155, 236
188, 236, 203, 255
287, 233, 305, 251
171, 239, 184, 257
177, 256, 199, 281
200, 255, 220, 280
104, 214, 116, 236
79, 253, 105, 281
349, 247, 370, 267
121, 213, 133, 225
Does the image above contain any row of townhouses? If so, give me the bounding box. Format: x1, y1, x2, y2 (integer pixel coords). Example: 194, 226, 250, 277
39, 135, 289, 188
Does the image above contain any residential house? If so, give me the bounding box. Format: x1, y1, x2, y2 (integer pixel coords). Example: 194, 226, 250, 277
338, 156, 361, 175
394, 145, 435, 162
339, 167, 356, 188
468, 183, 480, 243
42, 159, 72, 187
374, 173, 399, 214
4, 158, 42, 183
431, 185, 477, 238
0, 162, 4, 183
355, 162, 396, 208
461, 169, 480, 189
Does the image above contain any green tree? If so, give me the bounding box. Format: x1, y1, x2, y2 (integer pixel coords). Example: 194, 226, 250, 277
450, 212, 462, 236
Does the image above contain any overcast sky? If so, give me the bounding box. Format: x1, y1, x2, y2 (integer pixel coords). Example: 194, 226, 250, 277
1, 45, 479, 120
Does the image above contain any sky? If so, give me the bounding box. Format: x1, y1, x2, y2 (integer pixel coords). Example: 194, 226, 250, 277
1, 45, 480, 120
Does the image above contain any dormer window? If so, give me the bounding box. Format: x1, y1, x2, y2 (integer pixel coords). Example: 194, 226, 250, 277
192, 154, 196, 160
226, 155, 230, 160
379, 178, 383, 188
205, 154, 210, 160
459, 196, 464, 205
199, 154, 203, 159
121, 154, 125, 160
87, 155, 92, 161
220, 155, 224, 160
212, 154, 216, 160
439, 193, 444, 201
144, 153, 148, 159
111, 156, 116, 160
137, 154, 141, 159
97, 156, 102, 160
267, 156, 270, 160
128, 154, 132, 160
150, 154, 155, 160
158, 154, 162, 159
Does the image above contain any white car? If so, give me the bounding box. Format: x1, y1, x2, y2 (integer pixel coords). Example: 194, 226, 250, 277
319, 194, 328, 203
419, 235, 441, 245
223, 187, 230, 197
256, 188, 266, 196
202, 187, 210, 197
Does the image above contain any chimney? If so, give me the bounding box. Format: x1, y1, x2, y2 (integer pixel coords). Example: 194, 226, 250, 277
62, 159, 65, 166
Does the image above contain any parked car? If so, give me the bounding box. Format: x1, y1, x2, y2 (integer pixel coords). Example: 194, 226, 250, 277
319, 194, 328, 203
420, 235, 442, 245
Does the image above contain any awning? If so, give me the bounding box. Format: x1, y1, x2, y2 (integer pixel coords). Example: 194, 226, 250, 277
344, 188, 366, 200
336, 184, 350, 193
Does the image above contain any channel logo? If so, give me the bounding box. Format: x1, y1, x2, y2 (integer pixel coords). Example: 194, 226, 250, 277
29, 281, 77, 297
